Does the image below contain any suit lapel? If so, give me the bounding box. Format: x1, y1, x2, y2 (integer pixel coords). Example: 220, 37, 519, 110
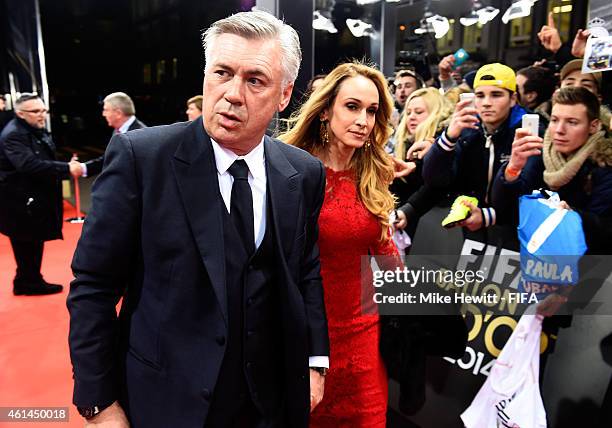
172, 119, 227, 325
265, 136, 300, 261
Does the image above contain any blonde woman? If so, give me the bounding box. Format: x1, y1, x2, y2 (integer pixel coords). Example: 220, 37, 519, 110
280, 62, 399, 427
394, 87, 453, 166
390, 88, 452, 239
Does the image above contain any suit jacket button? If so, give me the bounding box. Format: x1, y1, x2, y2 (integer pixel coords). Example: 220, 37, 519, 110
215, 335, 225, 346
201, 388, 211, 400
247, 298, 253, 307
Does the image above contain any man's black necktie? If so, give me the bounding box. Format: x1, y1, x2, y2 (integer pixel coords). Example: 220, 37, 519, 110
228, 159, 255, 255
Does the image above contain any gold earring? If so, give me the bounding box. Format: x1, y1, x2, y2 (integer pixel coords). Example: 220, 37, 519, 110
320, 121, 329, 145
365, 138, 371, 150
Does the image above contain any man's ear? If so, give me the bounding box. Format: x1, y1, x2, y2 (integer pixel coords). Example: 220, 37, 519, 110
15, 110, 25, 120
510, 91, 518, 107
589, 118, 602, 135
525, 91, 537, 105
277, 83, 294, 113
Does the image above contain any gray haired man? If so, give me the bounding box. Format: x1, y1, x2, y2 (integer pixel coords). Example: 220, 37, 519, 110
80, 92, 147, 177
68, 11, 329, 428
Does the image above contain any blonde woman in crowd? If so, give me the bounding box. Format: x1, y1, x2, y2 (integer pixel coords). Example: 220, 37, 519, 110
280, 61, 399, 427
390, 87, 453, 242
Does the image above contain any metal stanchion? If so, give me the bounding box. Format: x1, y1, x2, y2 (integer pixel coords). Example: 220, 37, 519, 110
66, 153, 85, 223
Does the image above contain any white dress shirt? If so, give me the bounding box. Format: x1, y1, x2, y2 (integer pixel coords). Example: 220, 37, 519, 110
118, 115, 136, 134
210, 137, 328, 369
210, 137, 267, 249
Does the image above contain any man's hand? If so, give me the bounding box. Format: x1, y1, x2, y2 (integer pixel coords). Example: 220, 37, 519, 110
536, 293, 568, 317
438, 54, 456, 81
505, 128, 543, 182
69, 159, 84, 177
391, 157, 417, 179
394, 210, 407, 230
406, 139, 434, 161
558, 200, 571, 210
571, 29, 590, 58
309, 369, 325, 412
84, 402, 130, 427
457, 200, 483, 231
446, 99, 479, 140
538, 12, 562, 53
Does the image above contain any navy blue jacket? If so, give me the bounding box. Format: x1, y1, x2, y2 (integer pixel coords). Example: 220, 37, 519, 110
491, 152, 612, 255
422, 105, 542, 247
67, 119, 329, 427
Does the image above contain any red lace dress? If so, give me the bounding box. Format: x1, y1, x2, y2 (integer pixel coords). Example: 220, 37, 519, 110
310, 167, 399, 428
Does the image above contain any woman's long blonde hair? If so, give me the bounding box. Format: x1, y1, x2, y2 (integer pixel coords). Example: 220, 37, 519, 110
279, 61, 395, 241
394, 87, 453, 159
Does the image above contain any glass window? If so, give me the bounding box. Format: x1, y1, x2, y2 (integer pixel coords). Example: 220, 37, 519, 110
156, 60, 166, 85
437, 19, 455, 54
463, 22, 483, 51
547, 0, 573, 43
143, 64, 152, 85
509, 15, 532, 47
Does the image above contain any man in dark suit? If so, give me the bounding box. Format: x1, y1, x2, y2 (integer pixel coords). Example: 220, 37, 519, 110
0, 93, 83, 295
79, 92, 147, 177
67, 10, 329, 428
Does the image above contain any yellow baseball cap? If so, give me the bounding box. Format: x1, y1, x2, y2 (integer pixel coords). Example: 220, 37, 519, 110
474, 63, 516, 92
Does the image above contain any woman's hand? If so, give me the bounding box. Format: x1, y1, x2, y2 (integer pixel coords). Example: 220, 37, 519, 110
391, 157, 417, 178
406, 139, 434, 161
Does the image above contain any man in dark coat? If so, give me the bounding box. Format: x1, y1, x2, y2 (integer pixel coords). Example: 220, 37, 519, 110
67, 11, 329, 428
0, 93, 83, 295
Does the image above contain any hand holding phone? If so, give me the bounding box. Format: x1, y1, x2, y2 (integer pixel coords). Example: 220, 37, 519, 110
453, 48, 469, 69
522, 114, 539, 136
459, 92, 476, 110
447, 93, 479, 139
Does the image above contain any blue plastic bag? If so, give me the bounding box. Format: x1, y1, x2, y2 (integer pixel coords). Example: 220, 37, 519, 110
518, 191, 587, 297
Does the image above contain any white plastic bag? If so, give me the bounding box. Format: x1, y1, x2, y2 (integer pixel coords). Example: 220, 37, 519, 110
461, 306, 547, 427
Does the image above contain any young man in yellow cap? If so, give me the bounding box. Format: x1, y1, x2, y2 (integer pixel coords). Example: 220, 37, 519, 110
423, 63, 544, 248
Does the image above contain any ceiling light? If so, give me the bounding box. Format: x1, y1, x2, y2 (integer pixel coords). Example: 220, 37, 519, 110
346, 19, 373, 37
460, 11, 479, 27
476, 6, 500, 24
426, 14, 450, 39
313, 10, 338, 33
501, 0, 534, 24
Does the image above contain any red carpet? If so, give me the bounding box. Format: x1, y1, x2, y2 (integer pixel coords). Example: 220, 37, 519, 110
0, 201, 84, 427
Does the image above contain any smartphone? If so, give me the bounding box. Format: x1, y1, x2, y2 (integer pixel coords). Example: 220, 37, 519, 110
453, 48, 469, 68
522, 114, 539, 136
459, 92, 476, 110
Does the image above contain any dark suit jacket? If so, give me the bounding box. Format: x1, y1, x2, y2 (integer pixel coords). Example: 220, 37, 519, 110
67, 118, 329, 427
84, 117, 147, 176
0, 118, 68, 241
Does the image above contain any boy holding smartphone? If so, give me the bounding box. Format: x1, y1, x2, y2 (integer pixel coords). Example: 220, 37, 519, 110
423, 63, 545, 248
